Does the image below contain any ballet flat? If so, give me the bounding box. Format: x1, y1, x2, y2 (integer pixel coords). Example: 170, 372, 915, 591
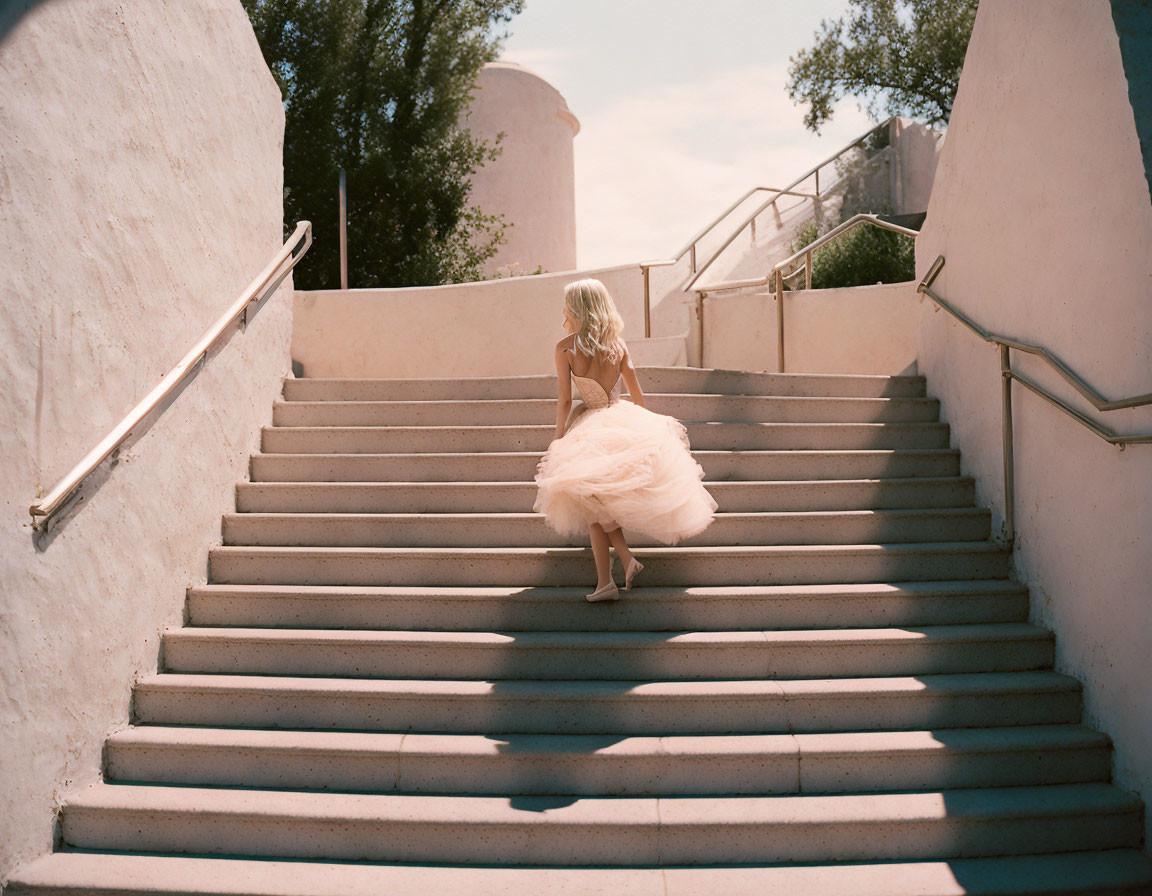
586, 582, 620, 603
624, 558, 645, 591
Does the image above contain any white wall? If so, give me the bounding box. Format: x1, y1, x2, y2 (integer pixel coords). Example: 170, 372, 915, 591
891, 118, 944, 216
702, 282, 920, 375
915, 0, 1152, 846
466, 62, 579, 276
0, 1, 289, 881
293, 263, 645, 378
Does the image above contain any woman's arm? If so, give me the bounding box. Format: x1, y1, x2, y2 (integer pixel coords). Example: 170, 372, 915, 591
553, 343, 573, 439
619, 343, 644, 409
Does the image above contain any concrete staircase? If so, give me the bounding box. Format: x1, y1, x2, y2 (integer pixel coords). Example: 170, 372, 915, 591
8, 368, 1152, 895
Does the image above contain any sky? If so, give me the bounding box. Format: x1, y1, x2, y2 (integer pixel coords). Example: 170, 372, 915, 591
497, 0, 873, 269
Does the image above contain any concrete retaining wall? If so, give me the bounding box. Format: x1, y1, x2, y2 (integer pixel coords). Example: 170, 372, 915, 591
293, 263, 646, 378
915, 0, 1152, 847
0, 1, 289, 881
702, 282, 920, 375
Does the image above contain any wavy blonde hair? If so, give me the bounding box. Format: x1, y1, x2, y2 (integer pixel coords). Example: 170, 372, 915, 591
564, 278, 625, 362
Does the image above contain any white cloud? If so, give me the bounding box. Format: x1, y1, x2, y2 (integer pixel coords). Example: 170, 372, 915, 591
573, 64, 875, 268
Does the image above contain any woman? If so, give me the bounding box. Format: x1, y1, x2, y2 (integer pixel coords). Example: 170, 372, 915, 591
533, 278, 717, 602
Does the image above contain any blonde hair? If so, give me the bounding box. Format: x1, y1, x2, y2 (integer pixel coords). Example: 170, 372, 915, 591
564, 278, 625, 362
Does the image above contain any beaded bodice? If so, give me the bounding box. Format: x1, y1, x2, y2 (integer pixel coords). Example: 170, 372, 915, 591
570, 372, 623, 409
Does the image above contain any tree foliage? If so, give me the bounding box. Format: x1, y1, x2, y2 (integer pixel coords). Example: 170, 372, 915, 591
791, 219, 915, 289
242, 0, 523, 288
787, 0, 978, 133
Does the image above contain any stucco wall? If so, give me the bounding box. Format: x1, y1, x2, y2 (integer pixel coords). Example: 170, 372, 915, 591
0, 1, 289, 882
702, 281, 920, 375
915, 0, 1152, 847
466, 62, 579, 276
891, 118, 944, 216
293, 263, 645, 378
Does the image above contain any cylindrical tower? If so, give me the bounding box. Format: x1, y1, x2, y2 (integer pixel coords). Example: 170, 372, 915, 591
465, 61, 580, 275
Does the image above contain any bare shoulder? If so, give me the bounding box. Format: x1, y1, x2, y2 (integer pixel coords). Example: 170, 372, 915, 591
554, 334, 575, 372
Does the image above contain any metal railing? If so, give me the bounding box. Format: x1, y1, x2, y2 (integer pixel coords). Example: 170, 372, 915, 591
698, 245, 1152, 545
695, 214, 920, 370
30, 221, 314, 532
638, 116, 898, 336
917, 256, 1152, 544
681, 116, 897, 290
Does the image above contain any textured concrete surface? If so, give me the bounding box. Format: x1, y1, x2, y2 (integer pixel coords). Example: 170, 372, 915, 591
915, 0, 1152, 849
0, 0, 288, 884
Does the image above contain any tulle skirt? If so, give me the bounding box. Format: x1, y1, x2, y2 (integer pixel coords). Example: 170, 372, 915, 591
532, 399, 718, 544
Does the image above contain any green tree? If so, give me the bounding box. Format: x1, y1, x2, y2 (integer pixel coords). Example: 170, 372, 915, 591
790, 219, 916, 288
242, 0, 522, 288
787, 0, 978, 133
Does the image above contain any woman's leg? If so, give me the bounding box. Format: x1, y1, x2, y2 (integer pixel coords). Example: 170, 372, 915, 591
604, 526, 634, 566
588, 523, 614, 589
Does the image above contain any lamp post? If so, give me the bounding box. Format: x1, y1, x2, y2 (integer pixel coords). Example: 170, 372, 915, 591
339, 169, 348, 290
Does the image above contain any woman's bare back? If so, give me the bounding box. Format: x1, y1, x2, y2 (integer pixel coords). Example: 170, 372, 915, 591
561, 334, 624, 396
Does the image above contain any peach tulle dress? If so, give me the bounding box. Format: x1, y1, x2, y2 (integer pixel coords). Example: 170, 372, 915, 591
533, 357, 718, 545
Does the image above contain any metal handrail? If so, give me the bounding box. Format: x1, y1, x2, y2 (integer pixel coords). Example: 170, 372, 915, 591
697, 214, 919, 294
917, 256, 1152, 546
639, 118, 899, 334
682, 188, 821, 292
638, 257, 678, 337
918, 257, 1152, 416
777, 214, 920, 273
694, 215, 919, 371
30, 221, 314, 532
672, 188, 819, 263
681, 116, 897, 291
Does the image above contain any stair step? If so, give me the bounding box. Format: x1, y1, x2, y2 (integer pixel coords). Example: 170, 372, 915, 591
281, 368, 929, 400
261, 421, 952, 453
105, 725, 1110, 794
58, 782, 1141, 865
132, 671, 1081, 733
160, 623, 1052, 680
249, 449, 962, 483
235, 477, 977, 513
11, 849, 1152, 896
271, 395, 941, 427
186, 581, 1031, 631
206, 542, 1010, 587
221, 508, 992, 548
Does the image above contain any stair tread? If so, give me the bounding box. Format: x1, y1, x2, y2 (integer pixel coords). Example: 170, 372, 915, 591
163, 622, 1051, 646
209, 541, 1006, 555
62, 781, 1142, 823
10, 849, 1152, 896
238, 475, 973, 485
263, 422, 948, 430
185, 580, 1031, 631
223, 508, 989, 520
136, 669, 1079, 696
254, 448, 959, 457
187, 579, 1028, 597
274, 395, 938, 405
108, 723, 1110, 756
